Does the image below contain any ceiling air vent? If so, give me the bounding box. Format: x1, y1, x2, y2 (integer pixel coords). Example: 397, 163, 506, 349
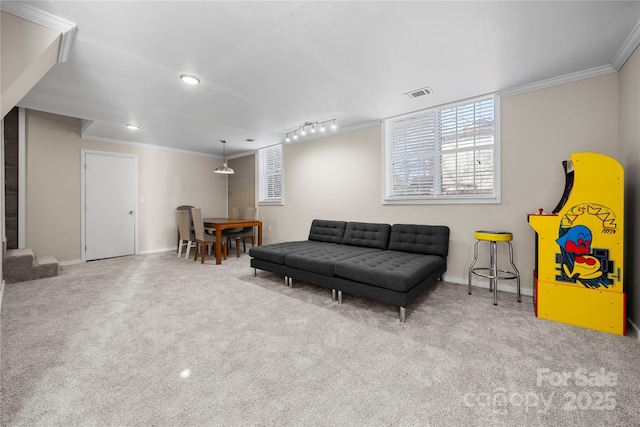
404, 86, 433, 99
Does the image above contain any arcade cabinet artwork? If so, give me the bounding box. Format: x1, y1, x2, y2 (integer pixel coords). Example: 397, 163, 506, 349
528, 152, 625, 335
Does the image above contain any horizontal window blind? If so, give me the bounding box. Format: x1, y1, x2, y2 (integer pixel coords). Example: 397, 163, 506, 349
384, 95, 497, 202
258, 144, 283, 204
385, 112, 436, 197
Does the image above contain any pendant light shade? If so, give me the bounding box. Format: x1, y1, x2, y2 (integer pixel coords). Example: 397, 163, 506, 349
214, 140, 235, 174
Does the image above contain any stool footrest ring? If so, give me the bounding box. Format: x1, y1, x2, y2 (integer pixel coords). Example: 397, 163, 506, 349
470, 267, 518, 281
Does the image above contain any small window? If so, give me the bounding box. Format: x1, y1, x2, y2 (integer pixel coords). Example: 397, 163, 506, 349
258, 144, 283, 205
383, 95, 500, 204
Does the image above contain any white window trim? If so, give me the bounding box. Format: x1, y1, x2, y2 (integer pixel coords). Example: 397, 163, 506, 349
381, 94, 501, 205
258, 144, 284, 206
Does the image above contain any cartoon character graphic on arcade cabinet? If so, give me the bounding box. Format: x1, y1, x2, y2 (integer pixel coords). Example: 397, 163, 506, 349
556, 224, 613, 289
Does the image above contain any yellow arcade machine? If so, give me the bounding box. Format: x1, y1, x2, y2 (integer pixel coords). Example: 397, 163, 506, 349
528, 152, 625, 335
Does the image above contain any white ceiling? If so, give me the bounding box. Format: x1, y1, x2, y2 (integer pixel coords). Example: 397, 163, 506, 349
8, 1, 640, 157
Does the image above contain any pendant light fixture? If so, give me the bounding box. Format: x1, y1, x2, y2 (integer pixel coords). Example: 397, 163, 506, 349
214, 140, 235, 174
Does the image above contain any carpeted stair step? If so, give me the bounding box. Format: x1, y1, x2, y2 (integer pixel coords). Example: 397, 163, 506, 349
34, 256, 60, 280
3, 249, 60, 284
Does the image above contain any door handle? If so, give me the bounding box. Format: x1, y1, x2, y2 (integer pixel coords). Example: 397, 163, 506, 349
129, 210, 134, 215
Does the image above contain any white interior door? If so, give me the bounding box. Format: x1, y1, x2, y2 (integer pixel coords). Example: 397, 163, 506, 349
84, 151, 137, 261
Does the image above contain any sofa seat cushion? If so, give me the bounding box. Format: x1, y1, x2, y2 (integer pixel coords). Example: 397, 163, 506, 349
334, 250, 446, 292
285, 245, 381, 276
249, 241, 321, 265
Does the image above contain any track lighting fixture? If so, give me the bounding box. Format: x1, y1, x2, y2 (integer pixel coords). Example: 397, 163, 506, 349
284, 119, 337, 142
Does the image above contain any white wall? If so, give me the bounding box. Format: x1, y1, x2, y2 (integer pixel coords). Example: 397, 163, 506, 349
25, 110, 228, 263
258, 73, 621, 296
1, 11, 60, 118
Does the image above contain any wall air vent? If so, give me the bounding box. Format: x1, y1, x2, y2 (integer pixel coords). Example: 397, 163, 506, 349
404, 86, 434, 99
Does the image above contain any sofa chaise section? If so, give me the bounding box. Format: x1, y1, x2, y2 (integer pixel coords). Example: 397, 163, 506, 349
285, 221, 391, 290
333, 224, 450, 321
249, 219, 347, 281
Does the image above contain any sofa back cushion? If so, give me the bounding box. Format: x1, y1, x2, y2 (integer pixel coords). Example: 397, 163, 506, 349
342, 222, 391, 249
308, 219, 348, 244
388, 224, 450, 257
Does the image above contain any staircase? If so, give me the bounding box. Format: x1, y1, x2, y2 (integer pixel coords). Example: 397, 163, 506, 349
3, 249, 60, 284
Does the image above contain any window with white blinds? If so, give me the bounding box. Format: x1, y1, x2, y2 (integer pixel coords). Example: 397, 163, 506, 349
383, 95, 500, 203
258, 144, 284, 205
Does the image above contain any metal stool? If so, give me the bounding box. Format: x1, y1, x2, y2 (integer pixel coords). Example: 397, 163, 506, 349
468, 231, 521, 305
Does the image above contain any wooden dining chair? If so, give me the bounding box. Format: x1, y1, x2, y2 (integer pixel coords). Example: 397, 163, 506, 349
176, 205, 195, 250
176, 210, 196, 259
191, 208, 227, 263
223, 206, 242, 246
226, 206, 257, 257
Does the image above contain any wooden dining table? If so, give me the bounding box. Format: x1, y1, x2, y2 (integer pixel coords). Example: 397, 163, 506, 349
203, 217, 263, 264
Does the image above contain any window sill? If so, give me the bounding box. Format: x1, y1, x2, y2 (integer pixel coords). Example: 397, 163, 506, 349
383, 196, 501, 205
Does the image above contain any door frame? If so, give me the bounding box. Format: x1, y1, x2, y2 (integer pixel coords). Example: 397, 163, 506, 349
80, 149, 139, 262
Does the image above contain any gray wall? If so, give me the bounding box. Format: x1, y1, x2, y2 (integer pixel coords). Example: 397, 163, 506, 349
228, 155, 256, 217
619, 46, 640, 326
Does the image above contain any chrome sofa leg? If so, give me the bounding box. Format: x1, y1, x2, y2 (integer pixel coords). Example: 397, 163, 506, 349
332, 289, 337, 301
253, 268, 256, 277
337, 290, 343, 304
399, 307, 406, 323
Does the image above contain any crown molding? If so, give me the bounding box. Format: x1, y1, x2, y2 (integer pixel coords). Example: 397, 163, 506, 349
284, 120, 381, 145
612, 19, 640, 71
501, 65, 617, 98
1, 2, 77, 63
80, 134, 220, 159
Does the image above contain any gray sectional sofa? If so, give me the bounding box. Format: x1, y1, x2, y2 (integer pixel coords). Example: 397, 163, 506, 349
249, 219, 450, 322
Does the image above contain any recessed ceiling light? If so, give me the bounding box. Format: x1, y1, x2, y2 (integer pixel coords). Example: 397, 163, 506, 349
125, 123, 140, 130
180, 74, 200, 85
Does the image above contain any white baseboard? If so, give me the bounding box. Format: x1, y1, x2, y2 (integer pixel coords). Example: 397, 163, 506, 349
140, 247, 176, 255
445, 275, 535, 297
450, 276, 639, 339
61, 249, 176, 265
59, 259, 83, 266
627, 319, 640, 340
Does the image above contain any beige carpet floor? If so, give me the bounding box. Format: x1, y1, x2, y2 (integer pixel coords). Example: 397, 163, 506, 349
1, 251, 639, 426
